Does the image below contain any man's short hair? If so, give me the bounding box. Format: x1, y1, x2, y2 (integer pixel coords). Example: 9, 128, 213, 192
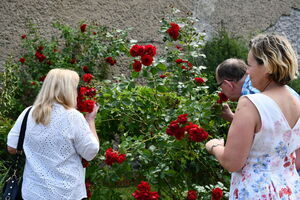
215, 58, 247, 82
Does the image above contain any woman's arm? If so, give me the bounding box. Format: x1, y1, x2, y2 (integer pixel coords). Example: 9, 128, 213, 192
207, 96, 259, 172
7, 146, 17, 154
85, 104, 100, 143
296, 148, 300, 170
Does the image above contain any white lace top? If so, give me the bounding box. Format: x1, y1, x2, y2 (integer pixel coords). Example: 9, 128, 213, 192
7, 103, 99, 200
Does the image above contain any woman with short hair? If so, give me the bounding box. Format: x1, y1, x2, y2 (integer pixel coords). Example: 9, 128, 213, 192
206, 34, 300, 199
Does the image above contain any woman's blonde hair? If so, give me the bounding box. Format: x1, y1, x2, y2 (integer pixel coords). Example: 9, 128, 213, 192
32, 68, 79, 125
250, 34, 298, 85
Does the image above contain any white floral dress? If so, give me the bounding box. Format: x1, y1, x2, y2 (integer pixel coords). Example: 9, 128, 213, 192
229, 93, 300, 200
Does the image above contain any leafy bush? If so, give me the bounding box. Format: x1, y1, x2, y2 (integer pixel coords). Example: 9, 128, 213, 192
201, 30, 248, 92
289, 77, 300, 94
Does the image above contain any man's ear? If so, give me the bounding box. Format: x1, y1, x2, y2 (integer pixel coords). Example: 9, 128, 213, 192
223, 80, 234, 89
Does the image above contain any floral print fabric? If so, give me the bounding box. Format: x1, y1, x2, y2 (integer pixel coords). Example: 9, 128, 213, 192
229, 94, 300, 200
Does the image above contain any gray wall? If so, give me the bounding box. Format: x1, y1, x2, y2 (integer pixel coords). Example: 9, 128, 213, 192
1, 0, 299, 72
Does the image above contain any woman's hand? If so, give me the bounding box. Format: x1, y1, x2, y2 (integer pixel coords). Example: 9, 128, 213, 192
205, 138, 224, 154
85, 103, 99, 121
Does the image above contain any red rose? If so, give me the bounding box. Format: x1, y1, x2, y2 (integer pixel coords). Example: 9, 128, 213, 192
159, 75, 167, 78
166, 23, 180, 40
141, 55, 153, 66
39, 75, 46, 82
116, 154, 126, 163
132, 181, 159, 200
194, 77, 205, 84
175, 59, 183, 64
167, 28, 180, 40
105, 57, 116, 65
130, 44, 144, 57
187, 190, 197, 200
166, 120, 185, 140
166, 120, 179, 137
211, 187, 223, 200
176, 45, 183, 51
31, 81, 36, 85
19, 57, 26, 64
80, 24, 87, 32
82, 66, 89, 73
82, 73, 93, 82
21, 34, 26, 39
70, 58, 77, 64
177, 114, 188, 124
105, 148, 126, 166
93, 32, 96, 35
170, 22, 180, 30
46, 60, 52, 65
35, 51, 46, 62
79, 87, 88, 96
144, 45, 157, 57
86, 87, 97, 97
185, 123, 209, 142
217, 92, 229, 104
181, 66, 187, 70
133, 60, 142, 72
189, 127, 208, 142
82, 99, 95, 113
37, 46, 44, 52
137, 181, 151, 192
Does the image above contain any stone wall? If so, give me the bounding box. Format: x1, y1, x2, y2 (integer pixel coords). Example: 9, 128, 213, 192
0, 0, 299, 71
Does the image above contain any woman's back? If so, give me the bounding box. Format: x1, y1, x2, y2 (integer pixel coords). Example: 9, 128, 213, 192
7, 103, 99, 200
263, 86, 300, 129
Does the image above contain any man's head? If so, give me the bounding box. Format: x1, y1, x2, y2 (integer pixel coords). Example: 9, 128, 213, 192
216, 58, 247, 101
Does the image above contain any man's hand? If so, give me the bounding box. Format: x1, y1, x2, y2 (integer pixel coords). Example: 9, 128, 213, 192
221, 103, 234, 122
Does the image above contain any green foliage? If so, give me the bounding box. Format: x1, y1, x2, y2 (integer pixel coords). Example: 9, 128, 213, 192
0, 59, 24, 119
289, 77, 300, 94
7, 22, 130, 111
0, 116, 14, 191
201, 30, 248, 92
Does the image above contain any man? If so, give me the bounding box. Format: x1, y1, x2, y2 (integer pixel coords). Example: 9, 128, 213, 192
216, 58, 299, 122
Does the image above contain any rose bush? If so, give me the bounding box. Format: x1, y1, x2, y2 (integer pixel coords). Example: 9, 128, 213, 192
0, 9, 231, 199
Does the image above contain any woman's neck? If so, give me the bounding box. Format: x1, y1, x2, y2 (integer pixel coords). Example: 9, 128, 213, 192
261, 80, 281, 92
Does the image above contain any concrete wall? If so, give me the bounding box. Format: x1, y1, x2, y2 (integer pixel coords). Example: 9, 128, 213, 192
0, 0, 299, 72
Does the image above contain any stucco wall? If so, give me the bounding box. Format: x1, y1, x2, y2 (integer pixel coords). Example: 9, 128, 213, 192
0, 0, 299, 72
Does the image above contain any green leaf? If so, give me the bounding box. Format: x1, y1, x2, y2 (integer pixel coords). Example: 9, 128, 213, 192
150, 67, 158, 75
156, 63, 167, 71
127, 82, 136, 90
156, 85, 168, 93
131, 71, 139, 78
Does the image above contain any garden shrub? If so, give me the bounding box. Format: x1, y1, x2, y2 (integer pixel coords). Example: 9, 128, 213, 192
201, 29, 248, 92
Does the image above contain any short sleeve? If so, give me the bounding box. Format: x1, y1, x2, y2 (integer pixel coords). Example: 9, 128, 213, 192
69, 110, 99, 161
7, 107, 32, 148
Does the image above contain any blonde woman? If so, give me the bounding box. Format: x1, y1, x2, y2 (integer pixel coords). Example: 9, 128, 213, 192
7, 68, 99, 200
206, 34, 300, 199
